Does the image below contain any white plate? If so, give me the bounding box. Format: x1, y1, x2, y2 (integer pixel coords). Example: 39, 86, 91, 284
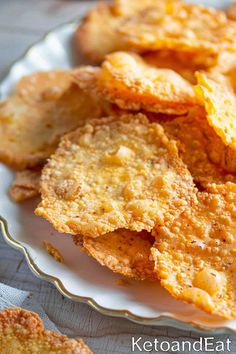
1, 6, 236, 333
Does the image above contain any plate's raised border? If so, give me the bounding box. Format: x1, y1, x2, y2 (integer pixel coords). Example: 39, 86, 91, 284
0, 18, 235, 334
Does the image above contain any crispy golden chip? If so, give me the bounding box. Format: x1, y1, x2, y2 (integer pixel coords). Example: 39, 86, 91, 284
16, 71, 73, 102
195, 72, 236, 172
114, 0, 180, 16
76, 1, 181, 63
0, 308, 92, 353
226, 3, 236, 21
143, 50, 203, 84
0, 71, 102, 170
9, 167, 41, 202
119, 2, 236, 70
162, 110, 236, 187
74, 229, 157, 280
152, 183, 236, 319
206, 131, 236, 174
75, 52, 198, 115
75, 3, 125, 63
36, 113, 196, 237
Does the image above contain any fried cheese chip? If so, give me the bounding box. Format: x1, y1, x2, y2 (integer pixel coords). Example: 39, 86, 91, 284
75, 52, 198, 115
15, 70, 73, 102
0, 308, 92, 353
143, 50, 203, 84
75, 3, 125, 63
195, 72, 236, 172
114, 0, 180, 16
75, 0, 181, 63
119, 2, 236, 70
162, 110, 236, 187
226, 3, 236, 21
9, 167, 41, 202
0, 71, 102, 170
152, 183, 236, 319
74, 229, 157, 280
36, 113, 196, 237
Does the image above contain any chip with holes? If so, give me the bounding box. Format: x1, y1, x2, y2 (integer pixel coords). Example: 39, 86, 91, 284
75, 52, 198, 115
9, 167, 42, 202
195, 72, 236, 172
0, 308, 92, 353
36, 113, 196, 237
0, 71, 102, 170
152, 182, 236, 319
119, 2, 236, 70
74, 229, 157, 280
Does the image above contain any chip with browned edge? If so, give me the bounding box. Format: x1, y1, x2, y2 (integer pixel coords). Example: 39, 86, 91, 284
119, 2, 236, 71
195, 72, 236, 173
0, 71, 102, 170
152, 182, 236, 319
36, 114, 196, 237
75, 52, 198, 115
162, 110, 236, 187
74, 229, 157, 280
0, 308, 92, 353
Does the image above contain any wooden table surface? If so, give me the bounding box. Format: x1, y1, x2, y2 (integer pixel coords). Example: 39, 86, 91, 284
0, 1, 236, 353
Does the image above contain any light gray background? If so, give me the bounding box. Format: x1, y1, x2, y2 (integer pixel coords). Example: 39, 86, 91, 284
0, 1, 236, 353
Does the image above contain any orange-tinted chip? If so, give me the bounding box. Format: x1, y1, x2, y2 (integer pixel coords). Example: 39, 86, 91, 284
195, 72, 236, 172
152, 183, 236, 319
74, 229, 157, 280
36, 114, 196, 237
0, 308, 92, 353
0, 71, 102, 169
75, 52, 198, 115
119, 2, 236, 70
75, 3, 125, 63
162, 110, 236, 187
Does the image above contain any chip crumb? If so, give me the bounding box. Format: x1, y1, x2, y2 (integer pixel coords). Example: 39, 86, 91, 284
43, 241, 64, 263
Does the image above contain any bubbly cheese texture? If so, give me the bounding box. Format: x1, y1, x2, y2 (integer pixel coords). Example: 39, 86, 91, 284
152, 183, 236, 319
36, 113, 196, 237
0, 308, 91, 353
75, 52, 198, 115
119, 2, 236, 70
0, 71, 101, 170
75, 229, 157, 280
162, 110, 236, 186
